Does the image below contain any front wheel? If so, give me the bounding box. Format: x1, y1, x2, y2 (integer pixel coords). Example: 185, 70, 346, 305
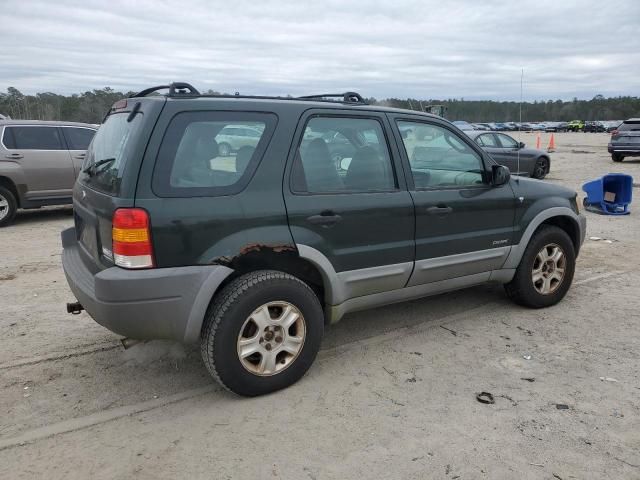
532, 157, 548, 179
612, 153, 624, 162
201, 270, 324, 396
505, 225, 575, 308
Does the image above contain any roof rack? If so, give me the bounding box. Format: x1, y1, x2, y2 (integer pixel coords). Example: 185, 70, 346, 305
129, 82, 201, 98
128, 83, 367, 105
297, 92, 367, 105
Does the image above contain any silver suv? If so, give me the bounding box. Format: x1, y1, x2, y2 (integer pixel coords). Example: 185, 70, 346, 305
0, 120, 97, 226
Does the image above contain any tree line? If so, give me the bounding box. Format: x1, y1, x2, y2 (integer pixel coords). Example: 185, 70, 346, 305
1, 87, 638, 124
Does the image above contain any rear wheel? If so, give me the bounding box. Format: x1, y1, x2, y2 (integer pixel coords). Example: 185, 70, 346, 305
201, 270, 324, 396
505, 225, 575, 308
532, 157, 548, 179
612, 153, 624, 162
0, 186, 17, 227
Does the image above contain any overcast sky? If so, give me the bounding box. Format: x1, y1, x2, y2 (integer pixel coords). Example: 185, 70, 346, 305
1, 0, 639, 100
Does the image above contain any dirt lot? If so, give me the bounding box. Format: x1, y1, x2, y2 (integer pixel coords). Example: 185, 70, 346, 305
1, 132, 639, 479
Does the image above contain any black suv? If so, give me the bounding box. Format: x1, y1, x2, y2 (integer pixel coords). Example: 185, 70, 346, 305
609, 118, 640, 162
62, 83, 586, 396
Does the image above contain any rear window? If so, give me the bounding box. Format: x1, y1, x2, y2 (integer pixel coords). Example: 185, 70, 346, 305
79, 113, 142, 195
152, 111, 276, 197
618, 121, 640, 132
3, 126, 65, 150
62, 127, 96, 150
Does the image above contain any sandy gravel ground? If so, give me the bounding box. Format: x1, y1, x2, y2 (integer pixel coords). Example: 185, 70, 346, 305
0, 132, 638, 479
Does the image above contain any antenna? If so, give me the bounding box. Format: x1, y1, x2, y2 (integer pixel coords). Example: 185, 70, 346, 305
517, 68, 523, 179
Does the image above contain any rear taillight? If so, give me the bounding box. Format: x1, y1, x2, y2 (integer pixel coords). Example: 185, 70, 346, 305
112, 208, 154, 269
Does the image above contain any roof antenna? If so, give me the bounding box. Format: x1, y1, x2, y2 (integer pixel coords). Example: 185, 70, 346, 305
517, 68, 523, 181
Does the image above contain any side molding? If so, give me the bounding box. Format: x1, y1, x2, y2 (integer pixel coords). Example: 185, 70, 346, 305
296, 244, 413, 305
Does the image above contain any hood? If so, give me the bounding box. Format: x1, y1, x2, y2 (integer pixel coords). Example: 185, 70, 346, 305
512, 175, 576, 199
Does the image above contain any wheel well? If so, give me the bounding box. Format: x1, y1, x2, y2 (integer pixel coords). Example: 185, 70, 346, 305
217, 251, 326, 307
0, 176, 20, 207
539, 216, 579, 253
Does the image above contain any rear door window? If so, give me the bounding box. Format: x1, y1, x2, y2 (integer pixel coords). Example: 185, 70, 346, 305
152, 111, 277, 197
291, 116, 397, 193
3, 126, 65, 150
62, 127, 96, 150
79, 113, 143, 195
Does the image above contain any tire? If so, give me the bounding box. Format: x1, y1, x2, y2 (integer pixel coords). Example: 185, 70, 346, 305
612, 153, 624, 162
0, 186, 18, 227
218, 142, 231, 156
532, 157, 548, 179
201, 270, 324, 396
504, 225, 575, 308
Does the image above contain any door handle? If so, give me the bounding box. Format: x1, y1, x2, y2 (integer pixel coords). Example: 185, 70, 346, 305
5, 153, 23, 159
426, 205, 452, 215
307, 211, 342, 226
74, 153, 86, 159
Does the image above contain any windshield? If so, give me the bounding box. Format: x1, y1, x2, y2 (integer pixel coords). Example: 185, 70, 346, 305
79, 112, 142, 195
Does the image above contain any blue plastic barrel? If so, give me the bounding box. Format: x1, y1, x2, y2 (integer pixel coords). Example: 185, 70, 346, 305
582, 173, 633, 215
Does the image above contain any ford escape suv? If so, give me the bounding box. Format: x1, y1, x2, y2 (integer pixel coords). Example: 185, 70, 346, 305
62, 83, 586, 396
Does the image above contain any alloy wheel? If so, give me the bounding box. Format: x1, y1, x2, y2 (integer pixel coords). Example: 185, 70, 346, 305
531, 243, 566, 295
237, 301, 306, 376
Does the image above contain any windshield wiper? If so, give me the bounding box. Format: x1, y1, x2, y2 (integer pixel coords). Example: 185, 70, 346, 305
83, 158, 115, 176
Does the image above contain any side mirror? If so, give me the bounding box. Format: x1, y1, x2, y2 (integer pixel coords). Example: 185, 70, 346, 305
518, 142, 525, 149
492, 164, 510, 186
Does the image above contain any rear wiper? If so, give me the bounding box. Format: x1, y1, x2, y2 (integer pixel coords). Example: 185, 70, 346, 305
83, 158, 115, 176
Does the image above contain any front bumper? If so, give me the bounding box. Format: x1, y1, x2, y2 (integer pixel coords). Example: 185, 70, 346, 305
61, 227, 232, 343
578, 213, 587, 251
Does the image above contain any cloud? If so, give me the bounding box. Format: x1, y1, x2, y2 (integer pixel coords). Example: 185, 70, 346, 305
1, 0, 638, 100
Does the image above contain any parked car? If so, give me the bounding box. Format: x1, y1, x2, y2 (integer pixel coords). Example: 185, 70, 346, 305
466, 130, 551, 179
545, 122, 568, 132
472, 123, 491, 131
451, 120, 474, 131
61, 83, 586, 396
215, 125, 264, 156
584, 121, 606, 133
608, 118, 640, 162
604, 121, 622, 133
0, 120, 97, 226
567, 120, 585, 132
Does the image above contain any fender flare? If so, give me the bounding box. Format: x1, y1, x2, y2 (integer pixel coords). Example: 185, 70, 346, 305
503, 207, 584, 269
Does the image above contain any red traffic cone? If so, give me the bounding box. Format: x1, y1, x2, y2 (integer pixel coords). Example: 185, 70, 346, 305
536, 133, 541, 149
547, 133, 556, 152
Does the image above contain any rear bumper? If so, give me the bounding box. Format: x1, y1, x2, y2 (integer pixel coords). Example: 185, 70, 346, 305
61, 227, 233, 343
608, 143, 640, 155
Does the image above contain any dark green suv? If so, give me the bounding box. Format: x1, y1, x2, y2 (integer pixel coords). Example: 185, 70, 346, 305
62, 83, 586, 396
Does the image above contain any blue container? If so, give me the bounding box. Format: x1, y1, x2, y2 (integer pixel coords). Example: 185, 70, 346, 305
582, 173, 633, 215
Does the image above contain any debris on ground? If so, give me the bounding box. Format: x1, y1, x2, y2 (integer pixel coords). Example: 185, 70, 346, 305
439, 325, 458, 336
521, 377, 535, 382
599, 377, 619, 382
476, 392, 495, 404
555, 404, 570, 410
523, 354, 532, 360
